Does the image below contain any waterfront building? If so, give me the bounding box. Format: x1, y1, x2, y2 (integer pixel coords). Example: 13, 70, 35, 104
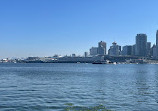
135, 34, 147, 57
84, 52, 88, 57
153, 44, 157, 59
150, 45, 154, 57
155, 30, 158, 59
119, 46, 121, 52
90, 47, 98, 56
156, 30, 158, 46
146, 42, 151, 57
109, 42, 120, 56
72, 54, 76, 57
121, 45, 132, 56
132, 44, 136, 56
152, 30, 158, 59
98, 46, 104, 55
98, 41, 106, 55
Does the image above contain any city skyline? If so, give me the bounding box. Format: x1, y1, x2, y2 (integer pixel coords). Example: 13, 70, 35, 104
1, 0, 158, 59
2, 30, 158, 59
1, 30, 158, 59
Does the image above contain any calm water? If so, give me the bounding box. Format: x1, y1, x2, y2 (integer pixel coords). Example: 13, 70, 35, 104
0, 63, 158, 111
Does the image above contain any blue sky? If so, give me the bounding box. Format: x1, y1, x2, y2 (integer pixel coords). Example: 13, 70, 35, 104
0, 0, 158, 58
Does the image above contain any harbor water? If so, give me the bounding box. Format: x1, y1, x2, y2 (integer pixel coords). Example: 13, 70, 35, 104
0, 63, 158, 111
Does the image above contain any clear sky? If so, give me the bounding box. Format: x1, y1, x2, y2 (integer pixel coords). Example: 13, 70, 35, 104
0, 0, 158, 58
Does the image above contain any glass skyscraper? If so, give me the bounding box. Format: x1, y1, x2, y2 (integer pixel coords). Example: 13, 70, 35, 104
135, 34, 147, 57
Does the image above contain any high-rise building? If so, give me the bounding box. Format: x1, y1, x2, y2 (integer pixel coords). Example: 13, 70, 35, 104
109, 42, 120, 56
156, 30, 158, 46
152, 44, 157, 59
84, 52, 88, 57
154, 30, 158, 59
151, 44, 155, 57
121, 45, 132, 56
98, 41, 106, 55
132, 44, 136, 56
119, 46, 121, 52
135, 34, 147, 57
146, 42, 151, 57
90, 47, 98, 56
